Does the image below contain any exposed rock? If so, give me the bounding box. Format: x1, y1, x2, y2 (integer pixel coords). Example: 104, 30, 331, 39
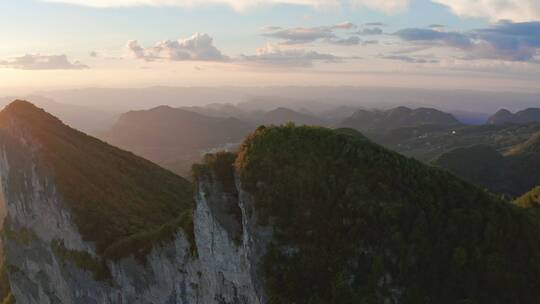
0, 125, 269, 304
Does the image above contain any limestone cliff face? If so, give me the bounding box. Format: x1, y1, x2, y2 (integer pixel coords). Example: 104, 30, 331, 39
0, 122, 269, 304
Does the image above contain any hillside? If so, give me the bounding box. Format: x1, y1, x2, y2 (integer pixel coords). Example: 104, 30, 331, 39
372, 122, 540, 162
340, 106, 461, 132
102, 105, 254, 176
487, 108, 540, 125
515, 186, 540, 208
259, 107, 327, 126
224, 124, 540, 303
434, 132, 540, 197
507, 131, 540, 155
0, 100, 194, 255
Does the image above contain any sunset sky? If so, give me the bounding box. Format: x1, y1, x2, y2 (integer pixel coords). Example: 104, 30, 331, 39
1, 0, 539, 94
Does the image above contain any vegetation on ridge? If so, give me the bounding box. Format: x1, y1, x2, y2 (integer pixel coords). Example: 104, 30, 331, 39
0, 250, 14, 304
0, 101, 195, 259
515, 186, 540, 209
234, 124, 540, 304
51, 240, 112, 282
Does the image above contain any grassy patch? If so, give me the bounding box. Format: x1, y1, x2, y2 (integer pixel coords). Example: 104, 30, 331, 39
51, 240, 111, 282
3, 228, 36, 247
515, 186, 540, 208
0, 250, 13, 304
103, 210, 196, 262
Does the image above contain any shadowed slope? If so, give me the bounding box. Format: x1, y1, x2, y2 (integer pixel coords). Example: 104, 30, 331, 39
0, 100, 194, 255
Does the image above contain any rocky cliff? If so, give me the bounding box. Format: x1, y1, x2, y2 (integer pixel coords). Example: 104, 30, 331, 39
0, 101, 269, 304
0, 159, 267, 304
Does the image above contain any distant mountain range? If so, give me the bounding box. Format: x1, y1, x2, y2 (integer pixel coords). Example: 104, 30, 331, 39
99, 103, 540, 178
101, 105, 254, 176
339, 106, 462, 132
259, 107, 327, 126
487, 108, 540, 125
34, 86, 540, 115
0, 95, 116, 133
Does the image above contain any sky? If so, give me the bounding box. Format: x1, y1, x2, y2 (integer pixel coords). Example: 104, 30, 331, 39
1, 0, 539, 94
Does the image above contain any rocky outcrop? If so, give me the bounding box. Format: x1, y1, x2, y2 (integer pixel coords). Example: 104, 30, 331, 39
0, 125, 270, 304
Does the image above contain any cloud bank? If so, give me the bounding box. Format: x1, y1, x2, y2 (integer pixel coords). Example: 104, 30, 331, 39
127, 33, 228, 61
39, 0, 540, 22
40, 0, 410, 13
0, 54, 88, 70
262, 22, 379, 46
394, 21, 540, 61
433, 0, 540, 22
240, 44, 340, 67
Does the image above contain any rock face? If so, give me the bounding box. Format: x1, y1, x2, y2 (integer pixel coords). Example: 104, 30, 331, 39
0, 101, 269, 304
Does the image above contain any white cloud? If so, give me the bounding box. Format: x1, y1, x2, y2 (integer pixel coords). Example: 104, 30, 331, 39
39, 0, 540, 21
433, 0, 540, 22
352, 0, 410, 14
262, 22, 362, 46
0, 54, 88, 70
240, 44, 340, 67
40, 0, 410, 14
127, 33, 228, 61
40, 0, 340, 11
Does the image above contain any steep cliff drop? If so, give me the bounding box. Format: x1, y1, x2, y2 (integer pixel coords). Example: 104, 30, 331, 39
1, 101, 540, 304
0, 101, 266, 304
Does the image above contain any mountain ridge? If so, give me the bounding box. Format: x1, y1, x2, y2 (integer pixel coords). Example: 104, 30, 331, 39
340, 106, 461, 132
487, 108, 540, 125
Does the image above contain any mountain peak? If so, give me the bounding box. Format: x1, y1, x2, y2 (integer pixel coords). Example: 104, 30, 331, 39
488, 107, 540, 125
0, 100, 194, 255
1, 100, 62, 126
3, 99, 44, 114
495, 108, 512, 115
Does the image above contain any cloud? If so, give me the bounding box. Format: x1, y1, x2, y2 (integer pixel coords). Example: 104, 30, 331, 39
394, 22, 540, 61
127, 33, 228, 61
263, 26, 335, 45
355, 27, 384, 35
362, 40, 378, 45
240, 44, 340, 67
364, 22, 386, 26
352, 0, 410, 14
395, 28, 472, 48
262, 22, 362, 46
39, 0, 413, 14
0, 54, 88, 70
331, 22, 357, 30
377, 54, 439, 63
261, 26, 283, 31
328, 36, 361, 46
433, 0, 540, 22
429, 24, 445, 29
38, 0, 341, 11
90, 51, 98, 57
